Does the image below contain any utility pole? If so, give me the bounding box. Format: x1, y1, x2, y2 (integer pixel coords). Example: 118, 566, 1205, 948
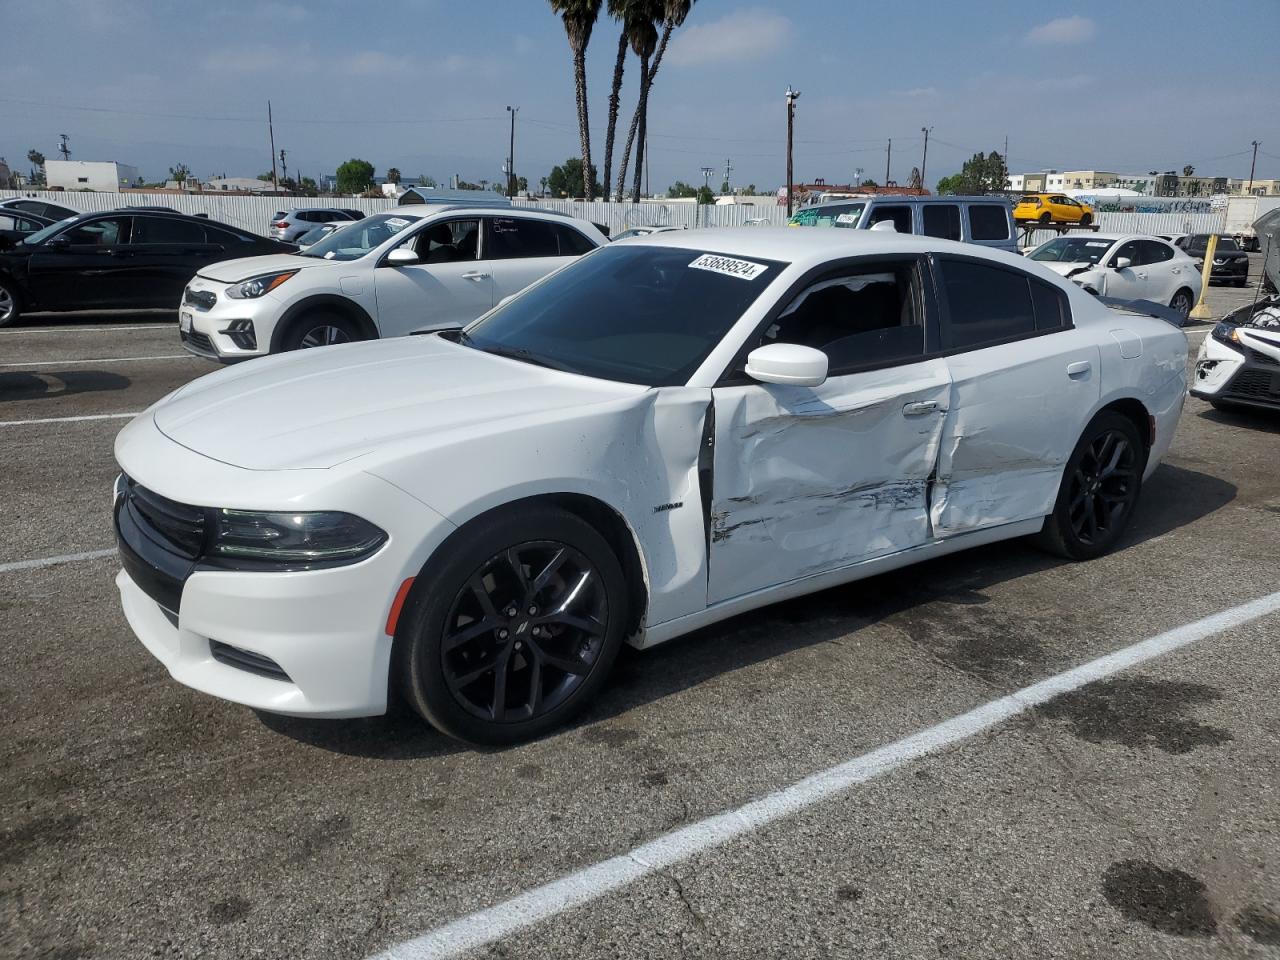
723, 156, 734, 195
1248, 140, 1260, 194
57, 134, 70, 161
785, 86, 800, 216
700, 166, 715, 227
279, 148, 288, 188
644, 134, 650, 199
920, 127, 932, 192
268, 101, 278, 193
506, 105, 518, 197
885, 137, 892, 187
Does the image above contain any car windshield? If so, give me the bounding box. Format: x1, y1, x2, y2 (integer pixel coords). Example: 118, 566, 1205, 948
298, 213, 418, 260
1029, 237, 1114, 264
788, 203, 865, 228
461, 245, 786, 386
21, 215, 82, 246
297, 225, 334, 246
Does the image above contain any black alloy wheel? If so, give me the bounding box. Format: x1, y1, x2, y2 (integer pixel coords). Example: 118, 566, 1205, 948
397, 505, 629, 745
442, 541, 608, 723
1039, 211, 1052, 224
1037, 411, 1145, 560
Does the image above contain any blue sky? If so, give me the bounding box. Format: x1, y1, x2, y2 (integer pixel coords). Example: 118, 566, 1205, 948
4, 0, 1278, 191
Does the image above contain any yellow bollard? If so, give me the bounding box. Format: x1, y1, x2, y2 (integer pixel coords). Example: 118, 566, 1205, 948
1188, 233, 1219, 321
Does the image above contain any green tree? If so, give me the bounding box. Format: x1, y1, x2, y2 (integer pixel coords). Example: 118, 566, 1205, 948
517, 176, 529, 193
934, 173, 964, 195
27, 148, 45, 184
1182, 164, 1195, 177
696, 184, 714, 204
549, 0, 604, 199
547, 158, 602, 197
386, 167, 402, 184
335, 158, 376, 195
938, 151, 1008, 195
666, 180, 697, 198
616, 0, 698, 201
298, 176, 318, 197
169, 163, 190, 184
859, 178, 879, 187
601, 0, 655, 200
417, 174, 438, 187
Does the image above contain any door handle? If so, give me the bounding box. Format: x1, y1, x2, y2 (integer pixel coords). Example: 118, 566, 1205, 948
902, 400, 938, 417
1067, 360, 1091, 378
461, 271, 490, 281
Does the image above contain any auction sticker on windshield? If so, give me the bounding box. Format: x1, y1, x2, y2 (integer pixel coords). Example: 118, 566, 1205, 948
688, 253, 769, 280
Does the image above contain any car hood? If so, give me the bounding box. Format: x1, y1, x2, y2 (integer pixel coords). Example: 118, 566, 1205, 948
196, 252, 327, 283
1037, 261, 1098, 277
151, 335, 645, 470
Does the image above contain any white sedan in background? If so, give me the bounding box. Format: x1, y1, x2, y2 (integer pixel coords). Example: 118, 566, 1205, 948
1028, 233, 1201, 320
293, 220, 348, 252
178, 207, 606, 361
116, 229, 1186, 745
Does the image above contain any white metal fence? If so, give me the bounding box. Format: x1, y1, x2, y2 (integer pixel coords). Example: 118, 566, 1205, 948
2, 189, 1227, 243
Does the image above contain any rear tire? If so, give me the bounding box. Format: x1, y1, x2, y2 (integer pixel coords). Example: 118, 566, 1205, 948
396, 505, 629, 746
1079, 213, 1093, 227
0, 279, 21, 328
280, 312, 363, 351
1036, 411, 1146, 561
1169, 288, 1194, 321
1038, 212, 1052, 224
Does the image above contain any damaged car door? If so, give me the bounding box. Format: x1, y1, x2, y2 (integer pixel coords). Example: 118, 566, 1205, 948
707, 257, 951, 603
929, 255, 1100, 536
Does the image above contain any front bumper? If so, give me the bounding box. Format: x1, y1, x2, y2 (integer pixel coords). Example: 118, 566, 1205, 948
113, 418, 458, 717
1190, 331, 1280, 409
179, 277, 284, 363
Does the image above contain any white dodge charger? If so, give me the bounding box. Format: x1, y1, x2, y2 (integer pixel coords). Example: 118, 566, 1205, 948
114, 229, 1188, 745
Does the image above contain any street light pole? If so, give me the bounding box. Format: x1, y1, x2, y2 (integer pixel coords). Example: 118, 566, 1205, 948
885, 138, 892, 188
785, 86, 800, 216
1248, 140, 1260, 194
920, 127, 932, 191
506, 106, 519, 197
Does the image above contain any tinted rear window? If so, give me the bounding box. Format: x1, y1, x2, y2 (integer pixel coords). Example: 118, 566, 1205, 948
967, 204, 1010, 241
922, 204, 961, 241
940, 259, 1038, 349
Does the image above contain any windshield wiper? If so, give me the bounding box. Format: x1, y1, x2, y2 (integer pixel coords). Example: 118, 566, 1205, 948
470, 340, 574, 373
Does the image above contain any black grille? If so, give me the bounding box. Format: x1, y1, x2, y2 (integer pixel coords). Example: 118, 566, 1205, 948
1223, 369, 1280, 403
181, 329, 216, 355
210, 640, 292, 681
122, 475, 207, 559
1246, 346, 1278, 367
183, 287, 216, 310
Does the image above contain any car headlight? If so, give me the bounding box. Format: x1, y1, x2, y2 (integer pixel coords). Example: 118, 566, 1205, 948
225, 271, 298, 299
209, 509, 387, 566
1211, 322, 1242, 350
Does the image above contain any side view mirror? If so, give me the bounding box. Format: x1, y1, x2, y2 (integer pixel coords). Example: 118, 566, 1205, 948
386, 247, 419, 266
48, 235, 70, 250
1112, 256, 1132, 270
745, 343, 828, 387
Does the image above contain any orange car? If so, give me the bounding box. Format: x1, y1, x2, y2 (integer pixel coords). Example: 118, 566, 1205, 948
1014, 193, 1094, 226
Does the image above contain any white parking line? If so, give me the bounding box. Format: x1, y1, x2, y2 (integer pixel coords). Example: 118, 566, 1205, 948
0, 548, 116, 574
0, 412, 140, 427
369, 589, 1280, 960
0, 354, 190, 368
0, 324, 168, 335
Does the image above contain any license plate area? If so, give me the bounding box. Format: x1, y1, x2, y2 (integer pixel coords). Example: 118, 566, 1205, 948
180, 311, 193, 333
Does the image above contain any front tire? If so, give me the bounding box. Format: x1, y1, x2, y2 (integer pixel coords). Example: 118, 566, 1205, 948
280, 312, 363, 351
397, 505, 629, 746
1039, 212, 1052, 224
0, 279, 21, 328
1170, 288, 1194, 321
1079, 213, 1093, 227
1037, 411, 1146, 561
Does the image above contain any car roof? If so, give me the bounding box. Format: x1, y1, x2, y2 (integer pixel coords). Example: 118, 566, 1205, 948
805, 195, 1010, 206
631, 226, 999, 266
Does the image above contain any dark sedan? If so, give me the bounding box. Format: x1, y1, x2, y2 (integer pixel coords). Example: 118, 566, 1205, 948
0, 209, 54, 245
0, 196, 79, 221
1179, 234, 1251, 286
0, 210, 293, 326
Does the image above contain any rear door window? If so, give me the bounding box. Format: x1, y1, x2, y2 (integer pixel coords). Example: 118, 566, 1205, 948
485, 217, 561, 259
1138, 240, 1174, 264
552, 223, 597, 255
922, 204, 961, 241
938, 258, 1038, 349
131, 216, 206, 244
866, 205, 913, 233
1029, 278, 1070, 330
967, 204, 1010, 241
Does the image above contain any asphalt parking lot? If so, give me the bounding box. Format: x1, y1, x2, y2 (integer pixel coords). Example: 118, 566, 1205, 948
3, 255, 1279, 960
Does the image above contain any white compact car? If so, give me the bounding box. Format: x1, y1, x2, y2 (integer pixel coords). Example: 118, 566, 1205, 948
116, 229, 1187, 745
178, 207, 606, 361
1027, 233, 1201, 320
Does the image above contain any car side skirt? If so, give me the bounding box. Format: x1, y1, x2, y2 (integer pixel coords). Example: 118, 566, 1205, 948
633, 516, 1045, 649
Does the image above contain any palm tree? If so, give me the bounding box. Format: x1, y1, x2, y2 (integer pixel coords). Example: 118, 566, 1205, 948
615, 0, 695, 202
549, 0, 603, 199
386, 167, 402, 184
602, 0, 644, 201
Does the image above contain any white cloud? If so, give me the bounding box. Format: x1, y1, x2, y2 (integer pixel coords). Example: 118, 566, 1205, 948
893, 86, 938, 98
1025, 15, 1096, 45
666, 8, 793, 67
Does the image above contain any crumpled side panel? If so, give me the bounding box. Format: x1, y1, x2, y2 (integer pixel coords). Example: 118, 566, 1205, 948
708, 361, 950, 603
